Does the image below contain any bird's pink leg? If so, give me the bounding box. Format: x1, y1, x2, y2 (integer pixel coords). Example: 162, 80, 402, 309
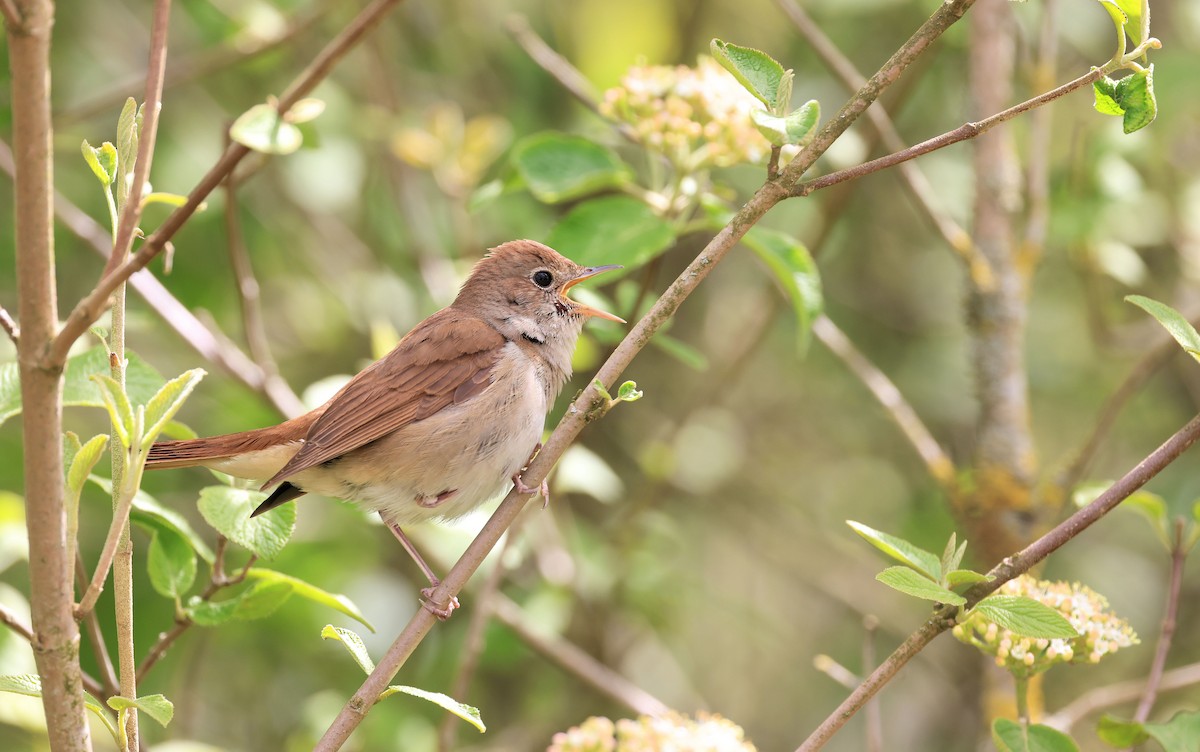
382, 513, 459, 620
512, 443, 550, 508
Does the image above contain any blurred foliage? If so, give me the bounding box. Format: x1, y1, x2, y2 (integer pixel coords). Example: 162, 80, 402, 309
2, 0, 1200, 750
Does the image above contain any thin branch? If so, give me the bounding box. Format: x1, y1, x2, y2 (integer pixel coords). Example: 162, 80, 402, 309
46, 0, 408, 369
75, 555, 119, 698
0, 602, 34, 643
0, 305, 17, 345
1044, 660, 1200, 732
0, 0, 19, 29
774, 0, 993, 289
504, 15, 638, 144
813, 315, 958, 495
491, 594, 671, 717
796, 412, 1200, 751
76, 478, 138, 616
1021, 0, 1058, 258
1132, 520, 1187, 724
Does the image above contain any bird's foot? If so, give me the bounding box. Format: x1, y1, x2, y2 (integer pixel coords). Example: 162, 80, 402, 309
420, 584, 460, 621
512, 471, 550, 509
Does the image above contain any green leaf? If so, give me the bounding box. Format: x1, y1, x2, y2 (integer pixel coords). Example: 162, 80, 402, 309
0, 346, 168, 429
230, 103, 303, 155
545, 195, 675, 281
378, 685, 486, 733
710, 39, 787, 111
749, 100, 820, 146
116, 98, 140, 201
1102, 711, 1200, 752
740, 225, 822, 352
141, 368, 206, 451
972, 595, 1079, 639
1093, 77, 1124, 116
846, 521, 941, 580
946, 569, 993, 589
510, 133, 631, 204
148, 529, 197, 599
81, 140, 117, 186
0, 675, 120, 743
876, 566, 966, 605
66, 433, 109, 501
1093, 68, 1157, 134
247, 569, 374, 631
107, 693, 174, 728
140, 192, 192, 210
187, 580, 293, 626
283, 97, 325, 124
1098, 715, 1149, 747
1126, 294, 1200, 362
91, 374, 134, 449
993, 718, 1080, 752
197, 485, 296, 560
1115, 0, 1145, 46
615, 381, 643, 403
321, 625, 375, 673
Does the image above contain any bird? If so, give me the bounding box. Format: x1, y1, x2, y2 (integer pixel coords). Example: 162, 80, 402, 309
146, 239, 623, 616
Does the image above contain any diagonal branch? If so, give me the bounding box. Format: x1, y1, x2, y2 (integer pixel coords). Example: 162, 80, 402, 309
46, 0, 408, 369
774, 0, 993, 289
0, 305, 17, 345
1044, 659, 1200, 732
813, 315, 958, 495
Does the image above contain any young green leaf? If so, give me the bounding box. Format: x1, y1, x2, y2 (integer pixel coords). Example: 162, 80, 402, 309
197, 485, 296, 560
91, 374, 135, 449
378, 685, 486, 733
1114, 0, 1146, 47
846, 521, 941, 580
81, 140, 117, 186
187, 580, 294, 626
750, 99, 820, 147
510, 133, 631, 204
321, 624, 375, 674
709, 39, 787, 112
946, 570, 993, 589
0, 675, 120, 743
972, 595, 1079, 639
66, 433, 109, 502
148, 529, 197, 600
941, 533, 958, 578
107, 693, 174, 728
545, 195, 675, 280
1098, 711, 1200, 751
284, 97, 326, 124
1093, 67, 1157, 134
993, 718, 1080, 752
1098, 715, 1149, 747
115, 98, 140, 201
616, 381, 643, 402
140, 368, 206, 451
247, 569, 374, 631
740, 225, 822, 352
1126, 294, 1200, 361
230, 103, 303, 155
876, 566, 966, 606
140, 192, 193, 210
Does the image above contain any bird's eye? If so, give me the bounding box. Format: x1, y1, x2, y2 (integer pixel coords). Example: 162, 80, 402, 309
532, 270, 553, 288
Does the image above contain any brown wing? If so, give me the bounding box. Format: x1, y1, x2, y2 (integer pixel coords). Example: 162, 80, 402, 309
261, 308, 503, 489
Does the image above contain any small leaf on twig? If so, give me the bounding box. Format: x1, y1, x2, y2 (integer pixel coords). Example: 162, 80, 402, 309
248, 569, 374, 631
511, 132, 631, 203
321, 624, 375, 673
876, 566, 966, 605
230, 103, 303, 155
1126, 294, 1200, 360
377, 686, 486, 732
197, 486, 295, 560
971, 595, 1078, 639
107, 693, 174, 728
710, 39, 788, 112
847, 521, 941, 580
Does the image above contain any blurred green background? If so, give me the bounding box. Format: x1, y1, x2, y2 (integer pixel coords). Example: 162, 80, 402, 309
2, 0, 1200, 749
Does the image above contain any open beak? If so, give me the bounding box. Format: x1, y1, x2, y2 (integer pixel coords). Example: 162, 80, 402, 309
562, 265, 625, 323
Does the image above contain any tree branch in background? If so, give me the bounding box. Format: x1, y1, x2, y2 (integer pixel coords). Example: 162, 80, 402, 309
813, 315, 958, 496
1132, 520, 1187, 724
0, 305, 17, 345
0, 0, 19, 29
797, 412, 1200, 751
1044, 660, 1200, 733
774, 0, 994, 290
1022, 0, 1058, 257
8, 0, 94, 744
46, 0, 409, 368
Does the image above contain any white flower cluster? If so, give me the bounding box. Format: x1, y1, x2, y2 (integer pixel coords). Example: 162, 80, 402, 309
601, 57, 775, 169
953, 575, 1138, 678
548, 712, 756, 752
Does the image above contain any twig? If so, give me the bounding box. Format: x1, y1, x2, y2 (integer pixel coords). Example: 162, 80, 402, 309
813, 315, 958, 495
491, 594, 670, 717
75, 556, 120, 697
1043, 660, 1200, 732
813, 654, 860, 690
504, 15, 639, 144
795, 412, 1200, 751
0, 305, 17, 345
0, 602, 34, 642
862, 616, 882, 752
774, 0, 993, 290
0, 0, 19, 29
318, 3, 979, 747
76, 476, 139, 616
1132, 520, 1187, 724
46, 0, 408, 369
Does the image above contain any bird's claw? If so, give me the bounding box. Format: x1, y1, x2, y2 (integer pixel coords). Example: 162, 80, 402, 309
420, 585, 460, 620
512, 472, 550, 509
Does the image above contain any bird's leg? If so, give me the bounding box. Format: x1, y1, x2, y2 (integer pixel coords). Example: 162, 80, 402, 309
512, 442, 550, 508
381, 513, 459, 620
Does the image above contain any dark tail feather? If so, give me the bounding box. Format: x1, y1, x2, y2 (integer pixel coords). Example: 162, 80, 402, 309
252, 482, 306, 517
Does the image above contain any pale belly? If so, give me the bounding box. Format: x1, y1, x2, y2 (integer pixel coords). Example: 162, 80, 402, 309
210, 345, 549, 526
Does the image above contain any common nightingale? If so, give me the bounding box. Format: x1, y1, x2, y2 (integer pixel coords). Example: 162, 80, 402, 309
146, 240, 623, 616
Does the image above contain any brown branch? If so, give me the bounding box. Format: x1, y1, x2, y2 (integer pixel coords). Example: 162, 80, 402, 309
9, 0, 93, 744
75, 556, 119, 698
46, 0, 408, 369
0, 601, 34, 643
1044, 660, 1200, 732
1132, 520, 1187, 724
0, 305, 17, 345
813, 315, 958, 495
774, 0, 993, 290
796, 412, 1200, 750
491, 594, 671, 717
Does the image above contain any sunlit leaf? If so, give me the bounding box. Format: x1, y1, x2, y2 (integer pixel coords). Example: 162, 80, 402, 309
284, 97, 325, 124
107, 693, 174, 728
510, 133, 631, 203
230, 103, 303, 155
710, 39, 787, 112
741, 225, 822, 351
846, 521, 941, 580
545, 195, 675, 281
66, 433, 109, 502
993, 718, 1080, 752
1126, 294, 1200, 361
148, 529, 197, 599
187, 580, 293, 626
91, 375, 134, 449
141, 368, 206, 451
876, 566, 965, 605
1093, 67, 1157, 134
321, 625, 375, 674
972, 595, 1079, 639
378, 685, 486, 732
81, 140, 117, 186
247, 569, 374, 631
750, 100, 819, 146
946, 570, 993, 589
0, 675, 119, 743
197, 486, 295, 560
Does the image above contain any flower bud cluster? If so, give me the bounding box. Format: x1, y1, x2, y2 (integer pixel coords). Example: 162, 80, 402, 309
548, 712, 756, 752
952, 575, 1138, 678
601, 57, 774, 169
